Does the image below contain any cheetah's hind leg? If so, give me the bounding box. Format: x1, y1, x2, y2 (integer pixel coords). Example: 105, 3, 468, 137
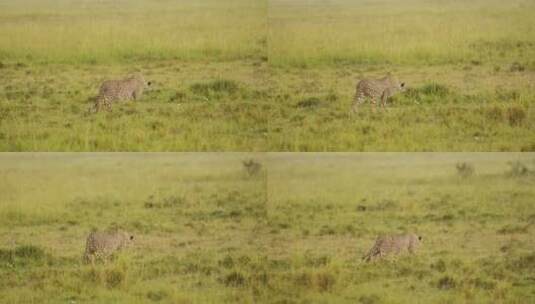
104, 98, 113, 112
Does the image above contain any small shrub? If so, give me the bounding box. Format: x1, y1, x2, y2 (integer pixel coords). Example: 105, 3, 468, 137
318, 225, 336, 236
144, 195, 186, 209
507, 253, 535, 272
242, 159, 262, 177
359, 295, 380, 304
294, 271, 336, 292
471, 278, 496, 290
304, 253, 331, 267
456, 162, 474, 178
315, 272, 336, 292
431, 259, 447, 273
506, 106, 526, 126
506, 161, 530, 177
497, 224, 528, 234
190, 79, 240, 98
368, 199, 398, 211
105, 269, 125, 289
496, 89, 520, 101
14, 245, 45, 260
356, 205, 367, 212
486, 106, 503, 121
168, 91, 186, 103
147, 290, 168, 301
223, 271, 246, 287
0, 245, 46, 265
420, 83, 450, 97
296, 96, 322, 108
437, 275, 456, 290
325, 92, 338, 102
219, 255, 235, 269
84, 268, 102, 284
509, 62, 525, 72
520, 143, 535, 152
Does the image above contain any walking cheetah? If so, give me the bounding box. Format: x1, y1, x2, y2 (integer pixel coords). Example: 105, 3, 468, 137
362, 233, 422, 262
91, 73, 151, 112
83, 230, 134, 264
352, 75, 405, 112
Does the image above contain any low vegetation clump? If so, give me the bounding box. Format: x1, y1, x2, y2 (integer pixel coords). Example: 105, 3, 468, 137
455, 162, 475, 178
190, 79, 242, 100
506, 161, 531, 177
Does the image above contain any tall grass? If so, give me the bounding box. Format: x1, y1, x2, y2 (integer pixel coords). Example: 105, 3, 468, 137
269, 0, 535, 66
265, 153, 535, 302
0, 0, 267, 64
0, 153, 268, 303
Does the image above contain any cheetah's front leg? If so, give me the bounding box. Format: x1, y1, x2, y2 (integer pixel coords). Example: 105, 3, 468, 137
104, 99, 113, 112
380, 91, 388, 110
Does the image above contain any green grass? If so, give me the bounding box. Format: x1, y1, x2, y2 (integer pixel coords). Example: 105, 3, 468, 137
265, 153, 535, 303
0, 0, 269, 152
269, 0, 535, 67
267, 65, 535, 151
2, 153, 534, 303
0, 62, 269, 151
0, 0, 266, 64
1, 0, 534, 151
266, 0, 535, 151
0, 153, 268, 303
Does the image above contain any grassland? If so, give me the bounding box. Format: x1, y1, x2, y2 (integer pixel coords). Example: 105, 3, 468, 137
1, 0, 535, 151
269, 0, 535, 67
0, 0, 266, 64
0, 61, 269, 151
267, 0, 535, 151
0, 0, 268, 151
0, 153, 267, 303
266, 153, 535, 303
2, 153, 534, 303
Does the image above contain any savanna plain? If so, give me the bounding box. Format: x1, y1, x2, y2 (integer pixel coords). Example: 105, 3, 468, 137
1, 153, 534, 303
0, 153, 268, 303
0, 0, 534, 151
266, 153, 535, 303
0, 0, 268, 151
268, 0, 535, 151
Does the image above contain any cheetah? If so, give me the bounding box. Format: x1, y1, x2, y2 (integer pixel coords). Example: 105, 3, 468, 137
362, 233, 422, 262
352, 74, 405, 112
90, 73, 151, 112
83, 230, 134, 264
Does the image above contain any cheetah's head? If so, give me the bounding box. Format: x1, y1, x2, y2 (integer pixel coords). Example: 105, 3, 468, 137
118, 231, 135, 248
132, 73, 152, 89
414, 234, 423, 247
386, 74, 406, 93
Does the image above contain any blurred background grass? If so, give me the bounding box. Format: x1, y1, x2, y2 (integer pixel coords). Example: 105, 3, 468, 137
0, 0, 267, 64
269, 0, 535, 67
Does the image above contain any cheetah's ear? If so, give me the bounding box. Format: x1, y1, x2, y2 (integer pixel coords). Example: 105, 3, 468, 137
130, 235, 134, 240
